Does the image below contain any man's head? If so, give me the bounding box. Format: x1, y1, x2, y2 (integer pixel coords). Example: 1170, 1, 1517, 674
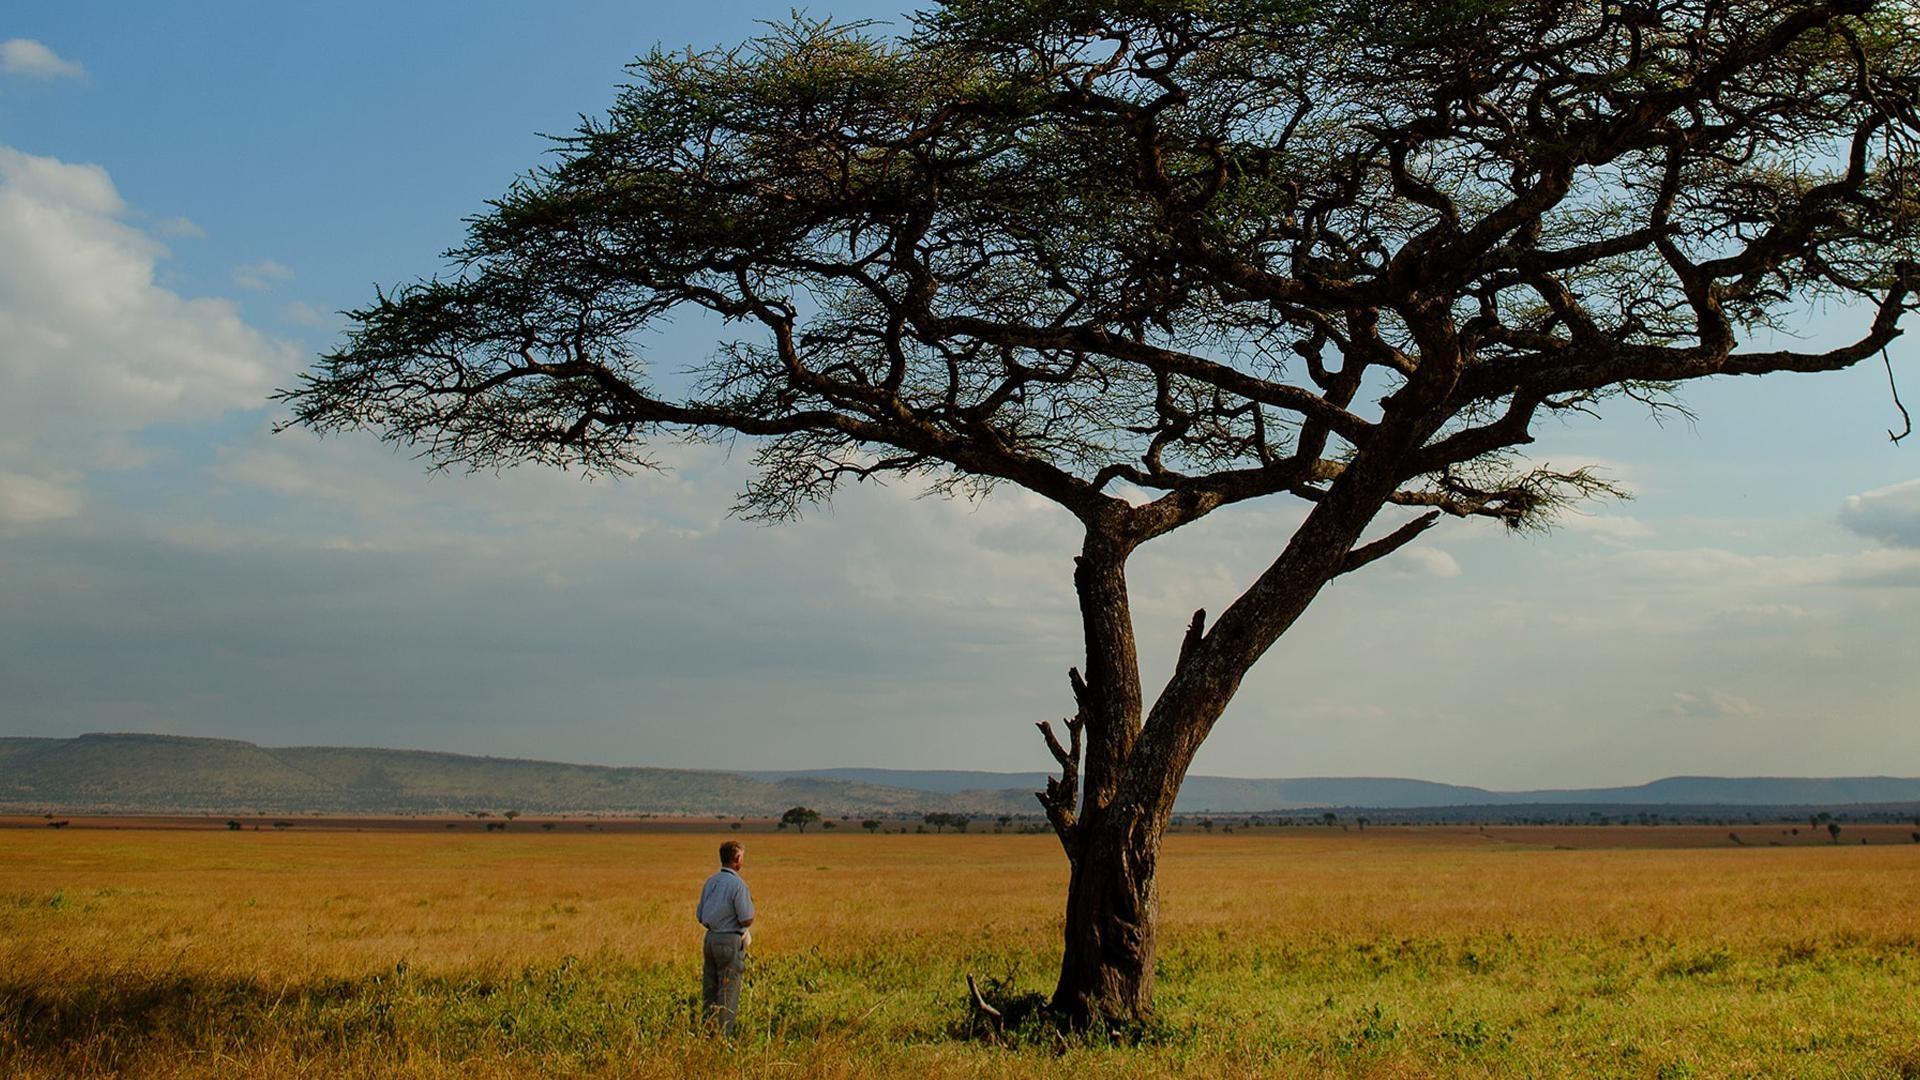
719, 840, 744, 870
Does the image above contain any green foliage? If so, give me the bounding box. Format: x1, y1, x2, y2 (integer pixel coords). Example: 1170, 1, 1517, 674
284, 0, 1920, 536
781, 806, 823, 833
923, 812, 971, 833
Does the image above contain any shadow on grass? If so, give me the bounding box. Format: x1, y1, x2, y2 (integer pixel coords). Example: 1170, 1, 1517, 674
0, 960, 692, 1067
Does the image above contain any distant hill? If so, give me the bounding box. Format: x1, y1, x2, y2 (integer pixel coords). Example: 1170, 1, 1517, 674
746, 768, 1057, 795
4, 734, 1916, 817
1510, 776, 1920, 806
745, 769, 1501, 810
0, 734, 1030, 817
753, 768, 1920, 812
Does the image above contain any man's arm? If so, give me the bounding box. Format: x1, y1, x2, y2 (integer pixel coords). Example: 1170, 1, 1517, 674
735, 881, 754, 928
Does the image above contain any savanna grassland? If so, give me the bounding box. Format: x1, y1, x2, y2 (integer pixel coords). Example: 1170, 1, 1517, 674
3, 823, 1918, 1078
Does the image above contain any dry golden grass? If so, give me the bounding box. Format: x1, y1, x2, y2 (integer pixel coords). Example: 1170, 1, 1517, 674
4, 825, 1918, 1077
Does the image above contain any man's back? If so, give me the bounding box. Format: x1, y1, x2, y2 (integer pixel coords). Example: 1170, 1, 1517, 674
697, 866, 753, 933
699, 842, 754, 1036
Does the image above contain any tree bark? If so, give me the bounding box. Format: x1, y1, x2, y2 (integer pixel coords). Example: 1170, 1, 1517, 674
1072, 539, 1143, 813
1047, 452, 1422, 1027
1052, 799, 1159, 1027
1048, 532, 1156, 1026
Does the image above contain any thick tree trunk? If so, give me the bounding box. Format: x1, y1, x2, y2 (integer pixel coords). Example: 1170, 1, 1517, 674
1051, 802, 1160, 1027
1044, 478, 1407, 1027
1044, 533, 1157, 1027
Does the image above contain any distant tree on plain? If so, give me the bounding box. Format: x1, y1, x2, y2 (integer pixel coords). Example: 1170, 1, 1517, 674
862, 820, 881, 834
782, 806, 822, 834
1828, 822, 1843, 844
924, 812, 971, 833
504, 810, 520, 821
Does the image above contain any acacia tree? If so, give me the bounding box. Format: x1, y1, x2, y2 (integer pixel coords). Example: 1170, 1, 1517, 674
282, 0, 1919, 1026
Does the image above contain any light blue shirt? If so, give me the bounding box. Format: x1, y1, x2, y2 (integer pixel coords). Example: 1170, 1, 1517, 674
696, 867, 754, 932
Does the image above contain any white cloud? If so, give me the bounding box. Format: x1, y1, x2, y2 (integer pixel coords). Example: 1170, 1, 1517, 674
0, 144, 288, 513
1603, 544, 1920, 593
280, 300, 325, 326
1386, 545, 1462, 578
151, 216, 205, 239
1, 38, 83, 79
1839, 477, 1920, 548
1705, 602, 1823, 630
233, 259, 295, 292
1560, 512, 1654, 546
0, 470, 81, 525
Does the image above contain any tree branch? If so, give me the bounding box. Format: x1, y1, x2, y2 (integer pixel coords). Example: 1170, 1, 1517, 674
1337, 511, 1442, 576
1176, 609, 1207, 667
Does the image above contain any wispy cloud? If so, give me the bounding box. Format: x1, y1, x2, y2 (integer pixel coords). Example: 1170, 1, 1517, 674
151, 216, 205, 239
1385, 545, 1462, 578
0, 470, 81, 525
1560, 512, 1654, 546
1669, 689, 1759, 719
280, 300, 326, 326
233, 259, 295, 292
1, 38, 83, 80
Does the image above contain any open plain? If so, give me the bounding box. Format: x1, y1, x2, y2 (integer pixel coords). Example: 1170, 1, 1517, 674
3, 824, 1918, 1077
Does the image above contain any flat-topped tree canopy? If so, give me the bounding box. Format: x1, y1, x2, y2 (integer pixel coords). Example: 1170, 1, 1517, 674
285, 0, 1915, 541
282, 0, 1919, 1026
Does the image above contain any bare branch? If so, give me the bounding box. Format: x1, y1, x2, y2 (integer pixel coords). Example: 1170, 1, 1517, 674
1337, 512, 1442, 577
1887, 348, 1912, 445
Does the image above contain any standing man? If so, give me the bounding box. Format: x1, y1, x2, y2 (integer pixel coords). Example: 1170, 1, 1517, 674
696, 840, 754, 1036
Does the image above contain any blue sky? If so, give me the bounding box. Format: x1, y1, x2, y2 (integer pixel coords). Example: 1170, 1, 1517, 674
3, 3, 1918, 787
